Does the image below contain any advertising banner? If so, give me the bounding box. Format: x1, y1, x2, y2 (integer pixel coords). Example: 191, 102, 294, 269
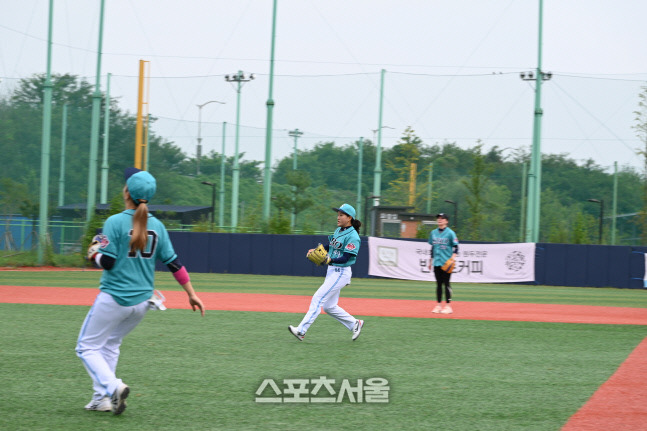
368, 237, 535, 283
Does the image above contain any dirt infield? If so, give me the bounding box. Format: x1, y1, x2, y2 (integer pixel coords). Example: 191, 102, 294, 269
1, 284, 645, 430
1, 285, 646, 325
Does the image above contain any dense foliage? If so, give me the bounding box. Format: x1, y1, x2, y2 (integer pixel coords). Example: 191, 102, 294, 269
0, 74, 644, 244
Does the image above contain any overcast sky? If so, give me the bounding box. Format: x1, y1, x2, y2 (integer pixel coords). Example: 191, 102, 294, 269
2, 0, 646, 174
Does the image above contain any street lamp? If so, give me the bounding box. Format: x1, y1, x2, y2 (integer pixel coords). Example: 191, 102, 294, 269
444, 200, 458, 230
202, 181, 216, 231
196, 100, 225, 176
587, 199, 604, 244
372, 125, 394, 144
225, 71, 255, 229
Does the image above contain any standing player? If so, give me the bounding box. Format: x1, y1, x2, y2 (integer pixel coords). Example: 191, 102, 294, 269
76, 168, 204, 415
288, 204, 364, 341
428, 213, 459, 314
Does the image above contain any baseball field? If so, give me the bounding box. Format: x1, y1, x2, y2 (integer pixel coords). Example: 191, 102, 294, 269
1, 269, 646, 431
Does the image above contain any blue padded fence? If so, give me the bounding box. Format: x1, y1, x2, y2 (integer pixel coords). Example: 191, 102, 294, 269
161, 232, 646, 289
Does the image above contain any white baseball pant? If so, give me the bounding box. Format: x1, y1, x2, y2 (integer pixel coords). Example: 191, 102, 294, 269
76, 291, 149, 399
297, 265, 357, 334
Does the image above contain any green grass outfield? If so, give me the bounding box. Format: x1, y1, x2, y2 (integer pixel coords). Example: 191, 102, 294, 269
1, 272, 646, 430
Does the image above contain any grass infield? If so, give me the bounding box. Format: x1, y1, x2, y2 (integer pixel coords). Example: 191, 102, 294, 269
0, 271, 646, 430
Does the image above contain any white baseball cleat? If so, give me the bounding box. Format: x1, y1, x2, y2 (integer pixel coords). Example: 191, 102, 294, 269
84, 397, 112, 412
352, 319, 364, 341
432, 305, 443, 313
111, 383, 130, 415
440, 305, 453, 314
288, 325, 305, 341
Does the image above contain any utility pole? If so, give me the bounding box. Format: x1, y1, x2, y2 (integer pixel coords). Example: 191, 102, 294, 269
225, 71, 254, 229
520, 162, 527, 242
100, 73, 111, 204
611, 161, 618, 245
372, 69, 386, 212
38, 0, 55, 264
521, 0, 550, 243
356, 137, 364, 218
288, 128, 303, 229
58, 103, 68, 207
426, 162, 433, 214
219, 122, 227, 229
263, 0, 279, 223
86, 0, 106, 223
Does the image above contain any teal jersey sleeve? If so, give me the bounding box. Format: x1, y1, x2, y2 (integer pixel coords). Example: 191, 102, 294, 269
154, 222, 177, 264
98, 210, 175, 306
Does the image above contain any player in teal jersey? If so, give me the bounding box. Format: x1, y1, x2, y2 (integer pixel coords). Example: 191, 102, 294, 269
76, 168, 204, 415
289, 204, 365, 341
428, 213, 459, 314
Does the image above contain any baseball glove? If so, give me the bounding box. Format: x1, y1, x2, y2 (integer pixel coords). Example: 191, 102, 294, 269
87, 234, 107, 261
307, 244, 330, 266
441, 257, 456, 273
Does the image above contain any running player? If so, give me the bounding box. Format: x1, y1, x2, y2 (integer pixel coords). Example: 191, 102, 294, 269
76, 167, 204, 415
288, 204, 364, 341
428, 212, 459, 314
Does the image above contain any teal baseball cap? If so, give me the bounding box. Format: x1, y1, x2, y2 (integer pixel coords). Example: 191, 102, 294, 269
332, 203, 356, 219
124, 167, 156, 204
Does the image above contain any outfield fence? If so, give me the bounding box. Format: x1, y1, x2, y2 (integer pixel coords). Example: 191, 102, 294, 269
2, 217, 645, 289
160, 232, 647, 289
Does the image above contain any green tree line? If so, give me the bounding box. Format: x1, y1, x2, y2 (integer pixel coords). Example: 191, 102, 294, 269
1, 74, 645, 244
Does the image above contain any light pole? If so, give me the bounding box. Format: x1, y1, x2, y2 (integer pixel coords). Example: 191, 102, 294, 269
225, 71, 254, 229
520, 0, 550, 243
372, 69, 387, 213
196, 100, 225, 176
445, 200, 458, 230
262, 0, 279, 223
587, 199, 604, 244
219, 122, 227, 229
288, 128, 303, 229
356, 137, 364, 219
38, 0, 55, 264
202, 181, 216, 231
371, 121, 394, 212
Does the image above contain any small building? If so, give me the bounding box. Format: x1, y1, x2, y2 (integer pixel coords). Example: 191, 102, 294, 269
398, 213, 438, 239
365, 205, 438, 238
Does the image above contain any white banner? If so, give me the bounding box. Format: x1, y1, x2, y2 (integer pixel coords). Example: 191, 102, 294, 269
368, 237, 536, 283
643, 254, 647, 288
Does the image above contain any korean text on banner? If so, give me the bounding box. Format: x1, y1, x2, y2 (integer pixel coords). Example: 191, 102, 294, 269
368, 237, 535, 283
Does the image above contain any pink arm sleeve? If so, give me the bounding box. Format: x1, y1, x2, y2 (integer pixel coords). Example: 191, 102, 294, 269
173, 266, 190, 285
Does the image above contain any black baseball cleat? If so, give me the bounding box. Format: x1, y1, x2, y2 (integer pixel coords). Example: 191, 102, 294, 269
111, 383, 130, 415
